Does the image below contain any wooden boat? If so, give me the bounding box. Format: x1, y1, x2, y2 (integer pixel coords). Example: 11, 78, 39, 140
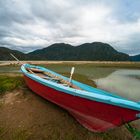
21, 64, 140, 132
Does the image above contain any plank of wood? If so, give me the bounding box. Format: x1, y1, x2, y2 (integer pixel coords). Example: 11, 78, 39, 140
26, 68, 82, 90
26, 67, 44, 73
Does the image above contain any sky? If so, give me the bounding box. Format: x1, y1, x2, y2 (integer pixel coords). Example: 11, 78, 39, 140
0, 0, 140, 55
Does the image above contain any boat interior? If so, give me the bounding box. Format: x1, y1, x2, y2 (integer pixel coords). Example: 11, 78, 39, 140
26, 67, 81, 90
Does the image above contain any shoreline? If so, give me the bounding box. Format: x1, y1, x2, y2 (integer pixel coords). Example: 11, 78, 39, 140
0, 61, 140, 68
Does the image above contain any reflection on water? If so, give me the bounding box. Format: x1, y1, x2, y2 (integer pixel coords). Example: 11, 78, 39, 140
95, 69, 140, 102
46, 64, 116, 79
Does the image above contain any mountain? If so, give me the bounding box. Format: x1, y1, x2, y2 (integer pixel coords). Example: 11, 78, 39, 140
29, 42, 130, 61
0, 47, 27, 60
130, 54, 140, 61
0, 42, 139, 61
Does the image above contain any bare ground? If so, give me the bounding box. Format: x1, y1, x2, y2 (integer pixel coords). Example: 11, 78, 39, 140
1, 87, 140, 140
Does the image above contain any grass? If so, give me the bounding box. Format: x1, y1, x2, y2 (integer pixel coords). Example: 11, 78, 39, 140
0, 127, 5, 137
0, 127, 31, 140
11, 129, 31, 140
0, 126, 8, 140
41, 62, 140, 69
125, 123, 140, 140
0, 76, 24, 94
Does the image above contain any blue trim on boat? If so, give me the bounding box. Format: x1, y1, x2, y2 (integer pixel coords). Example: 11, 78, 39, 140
21, 64, 140, 111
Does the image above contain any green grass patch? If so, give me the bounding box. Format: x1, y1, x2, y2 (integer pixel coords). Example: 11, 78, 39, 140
125, 123, 140, 140
40, 62, 140, 69
12, 129, 31, 140
0, 127, 5, 137
0, 126, 8, 139
0, 76, 24, 94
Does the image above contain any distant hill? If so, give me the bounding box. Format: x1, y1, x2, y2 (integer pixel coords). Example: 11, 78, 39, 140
0, 47, 27, 60
29, 42, 130, 61
130, 54, 140, 61
0, 42, 139, 61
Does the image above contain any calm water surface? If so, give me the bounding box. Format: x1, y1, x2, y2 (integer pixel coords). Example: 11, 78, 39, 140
95, 69, 140, 102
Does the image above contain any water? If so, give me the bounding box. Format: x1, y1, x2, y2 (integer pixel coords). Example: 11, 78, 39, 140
45, 64, 116, 79
0, 64, 140, 101
95, 69, 140, 102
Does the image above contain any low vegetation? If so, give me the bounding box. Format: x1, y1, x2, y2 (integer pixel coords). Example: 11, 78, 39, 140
0, 76, 24, 94
44, 62, 140, 69
125, 123, 140, 140
0, 126, 6, 137
11, 129, 31, 140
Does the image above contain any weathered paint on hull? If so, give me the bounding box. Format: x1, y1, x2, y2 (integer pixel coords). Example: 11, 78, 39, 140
24, 75, 139, 132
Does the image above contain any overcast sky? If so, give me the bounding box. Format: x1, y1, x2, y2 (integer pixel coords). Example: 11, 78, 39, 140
0, 0, 140, 55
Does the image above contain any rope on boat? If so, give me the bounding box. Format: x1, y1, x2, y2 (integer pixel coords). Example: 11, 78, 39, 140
26, 67, 81, 90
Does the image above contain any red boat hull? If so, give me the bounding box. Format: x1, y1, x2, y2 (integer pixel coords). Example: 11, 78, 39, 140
24, 75, 139, 132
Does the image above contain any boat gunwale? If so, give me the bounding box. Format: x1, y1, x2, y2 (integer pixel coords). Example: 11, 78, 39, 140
21, 63, 140, 111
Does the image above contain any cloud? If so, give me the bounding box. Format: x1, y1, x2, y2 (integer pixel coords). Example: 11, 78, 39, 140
0, 0, 140, 54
